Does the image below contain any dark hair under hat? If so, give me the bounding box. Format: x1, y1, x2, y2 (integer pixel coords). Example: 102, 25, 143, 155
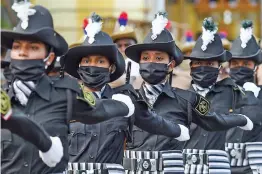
1, 5, 68, 56
228, 20, 261, 64
184, 17, 231, 63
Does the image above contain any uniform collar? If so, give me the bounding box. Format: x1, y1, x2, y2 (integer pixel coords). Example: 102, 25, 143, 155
101, 84, 114, 98
32, 75, 52, 101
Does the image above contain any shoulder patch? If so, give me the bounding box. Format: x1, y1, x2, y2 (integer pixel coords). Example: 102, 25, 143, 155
77, 84, 96, 106
194, 95, 210, 116
1, 89, 11, 117
83, 91, 96, 106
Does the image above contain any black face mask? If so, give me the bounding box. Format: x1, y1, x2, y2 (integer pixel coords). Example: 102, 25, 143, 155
191, 66, 219, 88
230, 67, 254, 86
139, 63, 169, 85
77, 66, 110, 89
11, 59, 45, 81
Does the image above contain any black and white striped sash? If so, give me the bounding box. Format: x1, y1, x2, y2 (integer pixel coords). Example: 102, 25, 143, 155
123, 150, 184, 174
225, 143, 248, 167
183, 149, 231, 174
245, 142, 262, 174
67, 162, 125, 174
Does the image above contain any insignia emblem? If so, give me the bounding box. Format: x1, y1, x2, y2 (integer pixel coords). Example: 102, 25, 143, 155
142, 161, 149, 169
230, 149, 236, 157
83, 91, 96, 106
195, 96, 210, 116
1, 89, 12, 120
191, 155, 198, 164
1, 90, 11, 114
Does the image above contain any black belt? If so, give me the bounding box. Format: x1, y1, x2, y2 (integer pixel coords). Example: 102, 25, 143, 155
123, 158, 162, 171
183, 153, 208, 165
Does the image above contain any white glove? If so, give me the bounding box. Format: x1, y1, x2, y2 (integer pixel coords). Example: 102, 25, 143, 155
238, 114, 254, 131
175, 124, 190, 141
243, 82, 261, 98
112, 94, 135, 117
39, 136, 63, 167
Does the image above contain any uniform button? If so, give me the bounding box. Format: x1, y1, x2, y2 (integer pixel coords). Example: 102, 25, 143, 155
148, 148, 152, 151
93, 134, 97, 137
203, 134, 207, 137
89, 155, 94, 159
236, 138, 240, 142
24, 162, 29, 167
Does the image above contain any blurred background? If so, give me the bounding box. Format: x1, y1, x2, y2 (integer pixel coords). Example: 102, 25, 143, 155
1, 0, 261, 45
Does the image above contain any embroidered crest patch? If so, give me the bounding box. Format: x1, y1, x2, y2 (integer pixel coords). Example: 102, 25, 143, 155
83, 91, 96, 106
195, 96, 210, 116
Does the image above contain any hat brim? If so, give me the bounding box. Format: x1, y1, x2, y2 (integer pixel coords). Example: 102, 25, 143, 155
184, 50, 231, 63
229, 49, 261, 63
111, 31, 137, 43
125, 41, 183, 66
64, 45, 125, 82
1, 27, 68, 56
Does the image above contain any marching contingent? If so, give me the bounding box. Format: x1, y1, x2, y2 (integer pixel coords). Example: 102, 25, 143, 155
1, 1, 262, 174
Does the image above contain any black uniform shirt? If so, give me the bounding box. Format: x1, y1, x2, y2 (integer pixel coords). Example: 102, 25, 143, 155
226, 84, 262, 143
184, 78, 260, 150
127, 81, 249, 151
1, 75, 130, 174
69, 85, 129, 164
69, 84, 193, 164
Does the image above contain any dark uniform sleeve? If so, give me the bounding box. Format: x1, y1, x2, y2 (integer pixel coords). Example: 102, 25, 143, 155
71, 90, 129, 124
134, 107, 181, 137
190, 93, 248, 131
114, 84, 182, 138
53, 76, 130, 124
1, 88, 52, 152
1, 115, 52, 152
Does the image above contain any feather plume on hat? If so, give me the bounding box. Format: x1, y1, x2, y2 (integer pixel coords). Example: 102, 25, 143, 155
240, 20, 253, 49
84, 12, 103, 44
201, 17, 218, 51
151, 12, 168, 40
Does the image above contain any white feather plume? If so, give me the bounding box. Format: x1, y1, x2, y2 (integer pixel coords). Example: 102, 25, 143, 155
12, 1, 36, 30
85, 18, 102, 44
201, 26, 217, 51
240, 27, 252, 48
151, 13, 168, 40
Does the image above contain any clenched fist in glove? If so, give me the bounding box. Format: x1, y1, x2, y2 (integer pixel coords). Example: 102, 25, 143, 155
39, 136, 64, 167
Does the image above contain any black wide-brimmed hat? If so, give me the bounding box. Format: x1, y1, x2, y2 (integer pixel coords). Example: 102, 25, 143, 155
229, 20, 261, 64
125, 12, 183, 66
184, 17, 231, 63
1, 3, 68, 56
63, 13, 125, 82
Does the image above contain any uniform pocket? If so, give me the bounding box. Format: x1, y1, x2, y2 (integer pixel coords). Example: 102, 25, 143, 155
68, 122, 92, 156
129, 126, 144, 148
106, 120, 127, 149
1, 129, 15, 161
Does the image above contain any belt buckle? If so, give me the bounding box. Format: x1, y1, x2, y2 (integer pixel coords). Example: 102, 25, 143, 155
137, 159, 157, 171
229, 148, 245, 159
184, 153, 208, 165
